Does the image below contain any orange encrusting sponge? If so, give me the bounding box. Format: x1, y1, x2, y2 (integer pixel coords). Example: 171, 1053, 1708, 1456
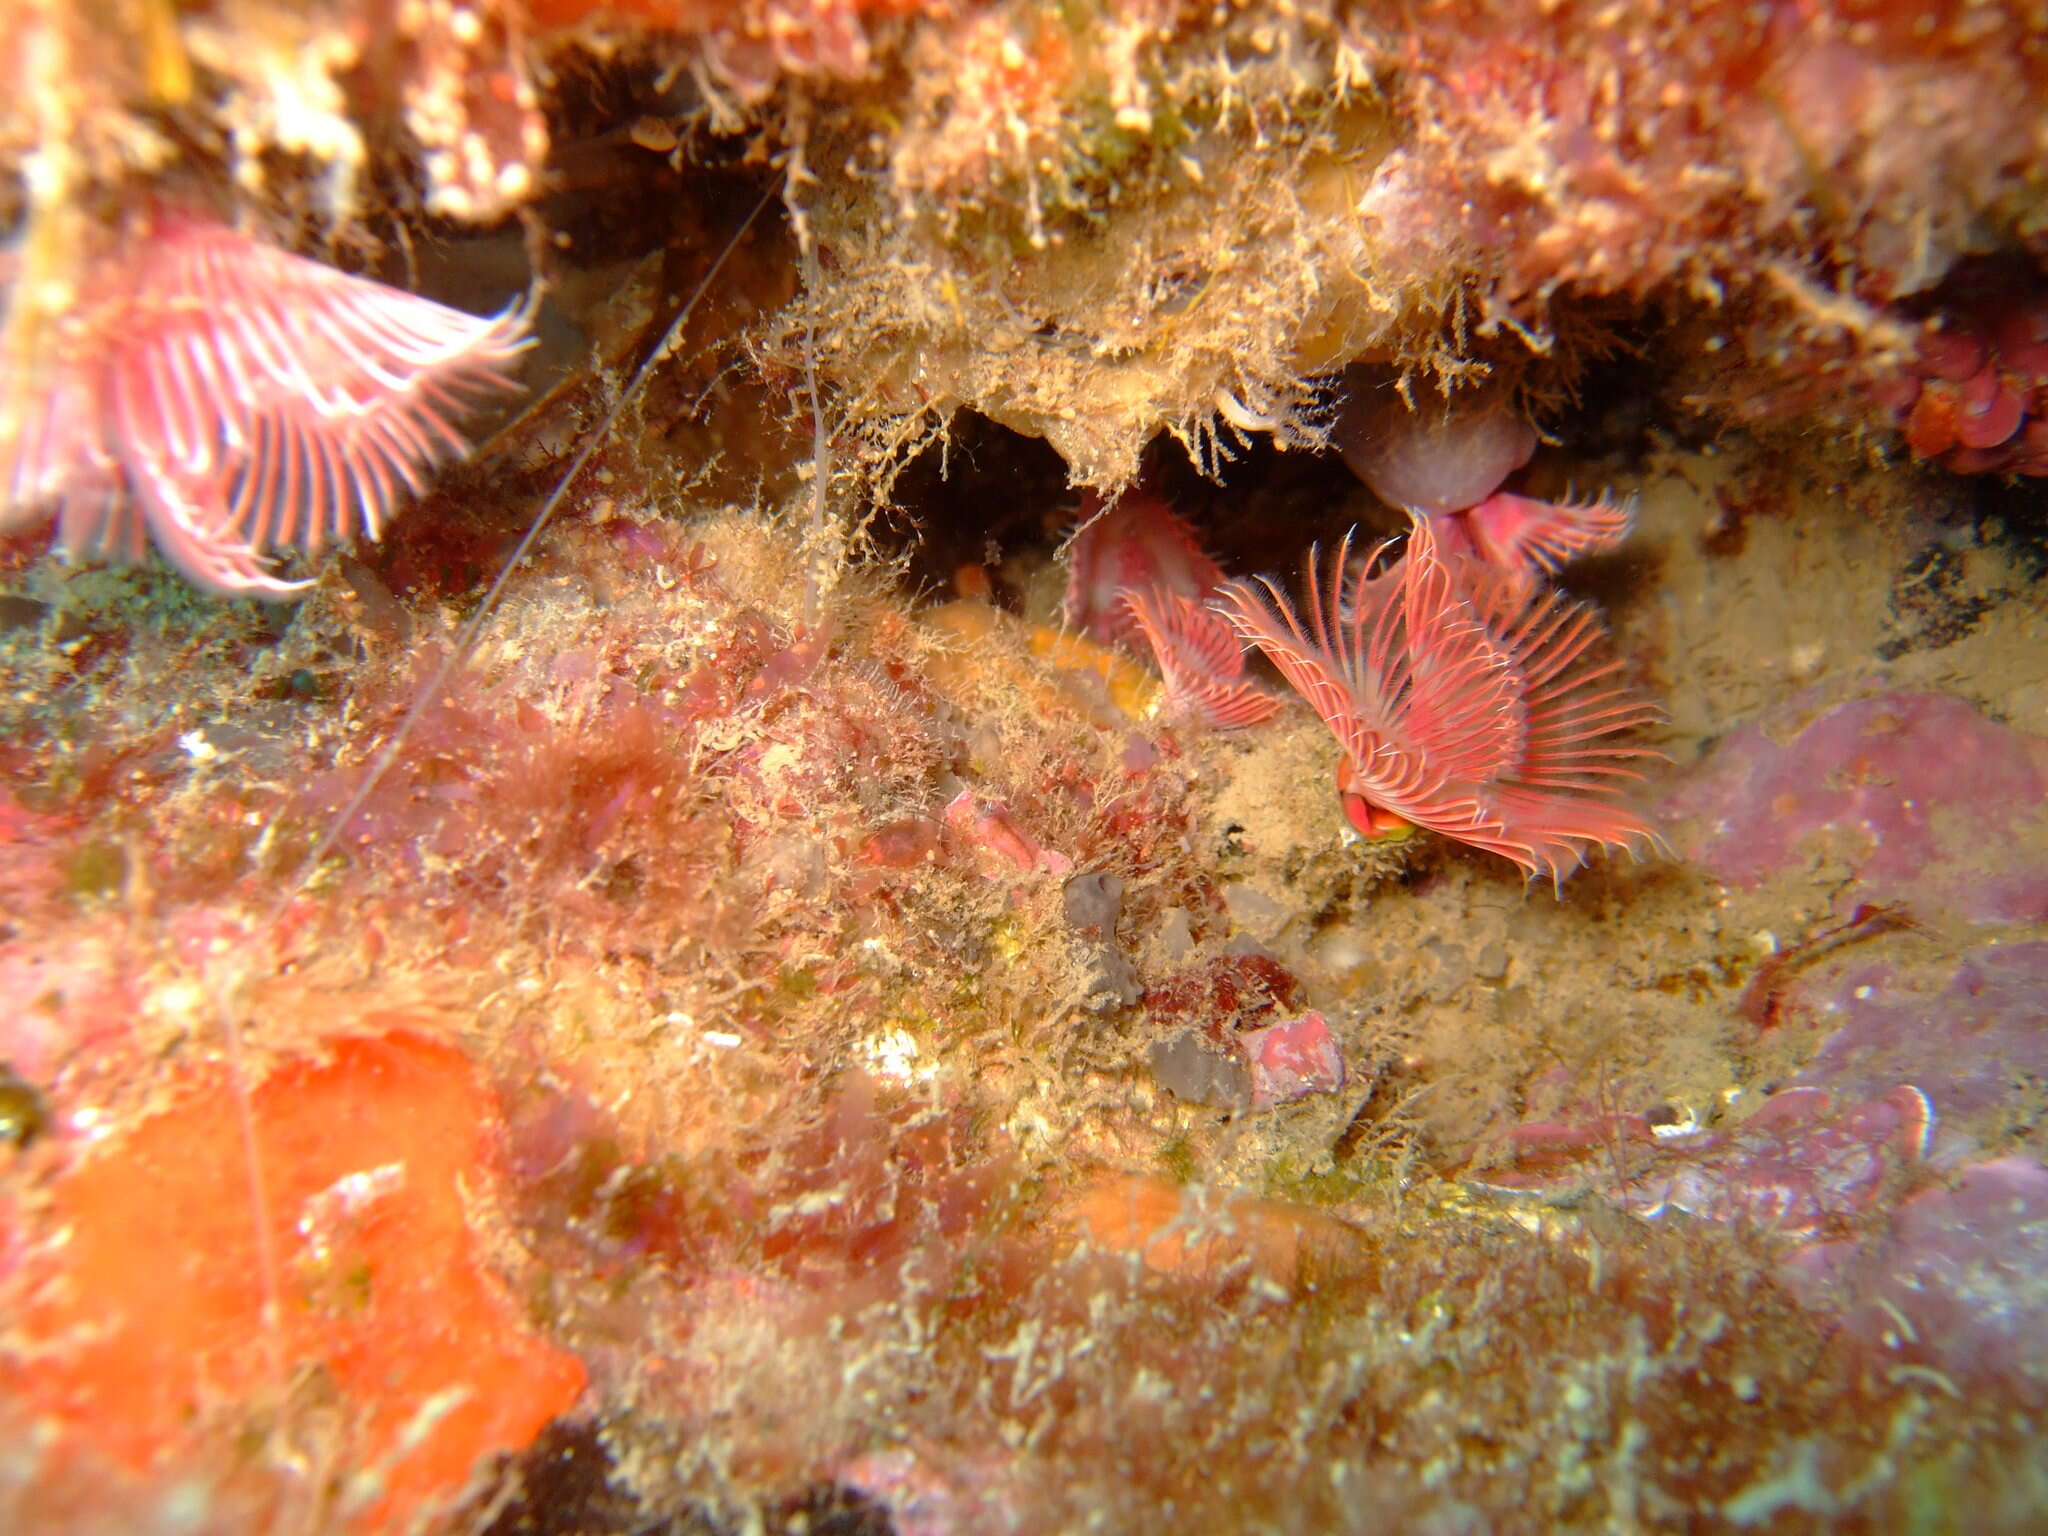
11, 1030, 586, 1527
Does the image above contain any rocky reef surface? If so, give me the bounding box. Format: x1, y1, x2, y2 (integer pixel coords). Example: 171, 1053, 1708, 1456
2, 4, 2047, 1532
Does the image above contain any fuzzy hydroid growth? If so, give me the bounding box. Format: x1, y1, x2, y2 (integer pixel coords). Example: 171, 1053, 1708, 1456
1217, 518, 1664, 885
0, 209, 533, 597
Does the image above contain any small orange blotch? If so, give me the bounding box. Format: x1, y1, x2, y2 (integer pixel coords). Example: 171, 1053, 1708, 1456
10, 1031, 585, 1528
1904, 381, 1961, 458
922, 598, 1158, 724
858, 814, 942, 868
1070, 1171, 1354, 1290
1023, 622, 1160, 722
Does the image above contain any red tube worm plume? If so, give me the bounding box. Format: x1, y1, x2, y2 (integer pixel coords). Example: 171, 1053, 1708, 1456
1448, 489, 1634, 584
1062, 484, 1226, 648
0, 207, 533, 598
1217, 518, 1665, 887
1334, 373, 1634, 592
1117, 585, 1279, 730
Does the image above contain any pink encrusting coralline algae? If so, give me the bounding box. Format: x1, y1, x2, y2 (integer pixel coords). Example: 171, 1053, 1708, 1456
0, 207, 534, 598
1217, 517, 1665, 885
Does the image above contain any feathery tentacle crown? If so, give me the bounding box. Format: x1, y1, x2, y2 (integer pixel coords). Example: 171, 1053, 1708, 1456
1117, 585, 1280, 729
1216, 517, 1665, 886
0, 208, 534, 598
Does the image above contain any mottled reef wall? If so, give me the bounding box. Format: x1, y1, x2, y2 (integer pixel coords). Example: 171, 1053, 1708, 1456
4, 6, 2048, 1536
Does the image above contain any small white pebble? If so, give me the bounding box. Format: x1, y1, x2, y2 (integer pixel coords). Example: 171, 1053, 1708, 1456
1650, 1106, 1700, 1141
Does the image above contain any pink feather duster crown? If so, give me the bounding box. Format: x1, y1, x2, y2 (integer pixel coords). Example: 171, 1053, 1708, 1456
1217, 517, 1664, 885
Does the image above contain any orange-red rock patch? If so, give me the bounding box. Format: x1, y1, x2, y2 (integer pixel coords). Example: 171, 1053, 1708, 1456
10, 1030, 585, 1527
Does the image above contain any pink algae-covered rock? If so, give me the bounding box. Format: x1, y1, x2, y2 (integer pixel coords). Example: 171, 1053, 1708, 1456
1665, 690, 2048, 924
0, 931, 136, 1089
1148, 1010, 1347, 1113
1790, 1157, 2048, 1404
1786, 941, 2048, 1165
1241, 1010, 1345, 1110
941, 789, 1074, 878
1479, 1082, 1932, 1240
